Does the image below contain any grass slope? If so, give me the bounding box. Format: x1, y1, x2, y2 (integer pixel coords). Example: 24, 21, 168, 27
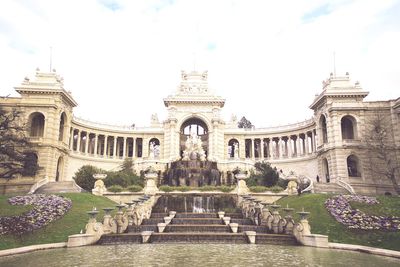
277, 194, 400, 251
0, 193, 117, 250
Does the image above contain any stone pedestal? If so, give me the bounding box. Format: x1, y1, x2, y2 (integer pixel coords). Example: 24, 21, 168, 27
245, 231, 257, 244
92, 173, 107, 196
235, 173, 249, 195
144, 172, 159, 195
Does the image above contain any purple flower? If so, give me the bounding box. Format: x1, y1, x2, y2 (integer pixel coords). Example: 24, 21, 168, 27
325, 195, 400, 231
0, 194, 72, 235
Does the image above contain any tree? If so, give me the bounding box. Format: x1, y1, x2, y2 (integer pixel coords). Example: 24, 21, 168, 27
238, 116, 253, 129
0, 107, 40, 179
248, 161, 280, 187
365, 113, 400, 195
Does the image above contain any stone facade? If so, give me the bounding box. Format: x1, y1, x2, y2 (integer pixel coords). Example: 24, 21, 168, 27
1, 69, 399, 194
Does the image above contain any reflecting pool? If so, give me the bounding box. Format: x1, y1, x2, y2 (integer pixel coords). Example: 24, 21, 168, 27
1, 244, 399, 267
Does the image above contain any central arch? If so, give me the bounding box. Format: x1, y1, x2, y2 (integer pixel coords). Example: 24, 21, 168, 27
180, 117, 209, 159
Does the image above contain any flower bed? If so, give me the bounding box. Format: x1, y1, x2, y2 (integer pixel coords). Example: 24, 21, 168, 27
325, 195, 400, 230
0, 194, 72, 235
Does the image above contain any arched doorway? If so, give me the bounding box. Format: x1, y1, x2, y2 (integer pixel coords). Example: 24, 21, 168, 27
322, 158, 330, 183
180, 118, 208, 159
56, 157, 64, 182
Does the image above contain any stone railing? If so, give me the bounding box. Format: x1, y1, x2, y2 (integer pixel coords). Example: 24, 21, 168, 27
67, 194, 159, 247
237, 196, 329, 248
301, 176, 314, 194
28, 176, 49, 194
73, 116, 163, 132
336, 177, 356, 194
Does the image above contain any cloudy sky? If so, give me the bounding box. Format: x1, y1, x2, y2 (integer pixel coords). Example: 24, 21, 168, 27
0, 0, 399, 127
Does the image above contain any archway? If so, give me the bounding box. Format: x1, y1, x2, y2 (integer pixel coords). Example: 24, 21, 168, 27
56, 157, 64, 181
180, 118, 208, 159
29, 112, 45, 137
319, 115, 328, 144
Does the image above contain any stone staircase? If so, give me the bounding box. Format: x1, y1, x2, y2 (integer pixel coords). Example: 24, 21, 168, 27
97, 211, 298, 245
313, 182, 349, 194
34, 181, 84, 194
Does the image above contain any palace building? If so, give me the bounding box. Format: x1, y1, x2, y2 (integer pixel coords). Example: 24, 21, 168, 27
1, 69, 399, 194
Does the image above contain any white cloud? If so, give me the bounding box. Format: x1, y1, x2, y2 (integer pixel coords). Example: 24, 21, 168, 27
0, 0, 399, 127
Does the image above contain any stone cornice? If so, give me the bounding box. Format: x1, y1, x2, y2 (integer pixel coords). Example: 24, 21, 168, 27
15, 87, 78, 108
310, 91, 369, 110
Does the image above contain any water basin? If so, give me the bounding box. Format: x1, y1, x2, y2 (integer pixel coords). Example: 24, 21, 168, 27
1, 244, 398, 267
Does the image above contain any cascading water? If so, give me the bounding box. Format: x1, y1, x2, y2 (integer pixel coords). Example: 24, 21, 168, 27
152, 195, 237, 213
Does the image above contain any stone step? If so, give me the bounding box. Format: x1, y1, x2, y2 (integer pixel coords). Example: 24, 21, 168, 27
34, 181, 83, 194
142, 218, 165, 225
313, 183, 348, 194
224, 213, 243, 219
128, 225, 158, 233
231, 218, 253, 225
256, 234, 298, 246
150, 213, 169, 218
166, 224, 231, 233
238, 225, 269, 233
97, 232, 299, 245
171, 218, 224, 225
150, 232, 248, 244
174, 213, 219, 218
97, 233, 142, 245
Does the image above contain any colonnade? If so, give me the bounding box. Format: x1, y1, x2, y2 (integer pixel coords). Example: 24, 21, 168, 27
69, 128, 144, 159
229, 129, 317, 160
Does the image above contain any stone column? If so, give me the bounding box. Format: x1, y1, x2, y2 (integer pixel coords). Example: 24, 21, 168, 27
288, 137, 292, 158
123, 137, 127, 158
251, 138, 255, 160
76, 130, 81, 152
311, 130, 315, 152
69, 128, 74, 150
268, 139, 273, 159
104, 135, 108, 157
296, 135, 301, 156
85, 132, 89, 154
113, 136, 117, 158
305, 133, 310, 154
260, 139, 264, 159
132, 138, 136, 158
94, 134, 98, 156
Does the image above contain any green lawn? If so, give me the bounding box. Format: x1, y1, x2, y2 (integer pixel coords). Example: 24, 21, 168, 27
277, 194, 400, 251
0, 193, 117, 250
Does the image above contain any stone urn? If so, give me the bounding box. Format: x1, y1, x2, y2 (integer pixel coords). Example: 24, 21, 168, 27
92, 173, 107, 196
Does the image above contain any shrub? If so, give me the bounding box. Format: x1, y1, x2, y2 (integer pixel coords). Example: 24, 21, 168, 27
127, 185, 143, 192
249, 185, 284, 193
159, 185, 174, 192
104, 172, 143, 188
277, 178, 289, 188
73, 165, 103, 191
107, 185, 123, 193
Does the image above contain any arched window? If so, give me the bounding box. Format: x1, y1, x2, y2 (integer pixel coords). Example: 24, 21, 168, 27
228, 139, 239, 158
341, 116, 357, 140
29, 112, 45, 137
58, 113, 67, 141
320, 115, 328, 144
149, 138, 160, 158
347, 155, 361, 177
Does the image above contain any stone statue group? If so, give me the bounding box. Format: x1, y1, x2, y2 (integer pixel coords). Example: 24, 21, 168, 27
183, 132, 206, 161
